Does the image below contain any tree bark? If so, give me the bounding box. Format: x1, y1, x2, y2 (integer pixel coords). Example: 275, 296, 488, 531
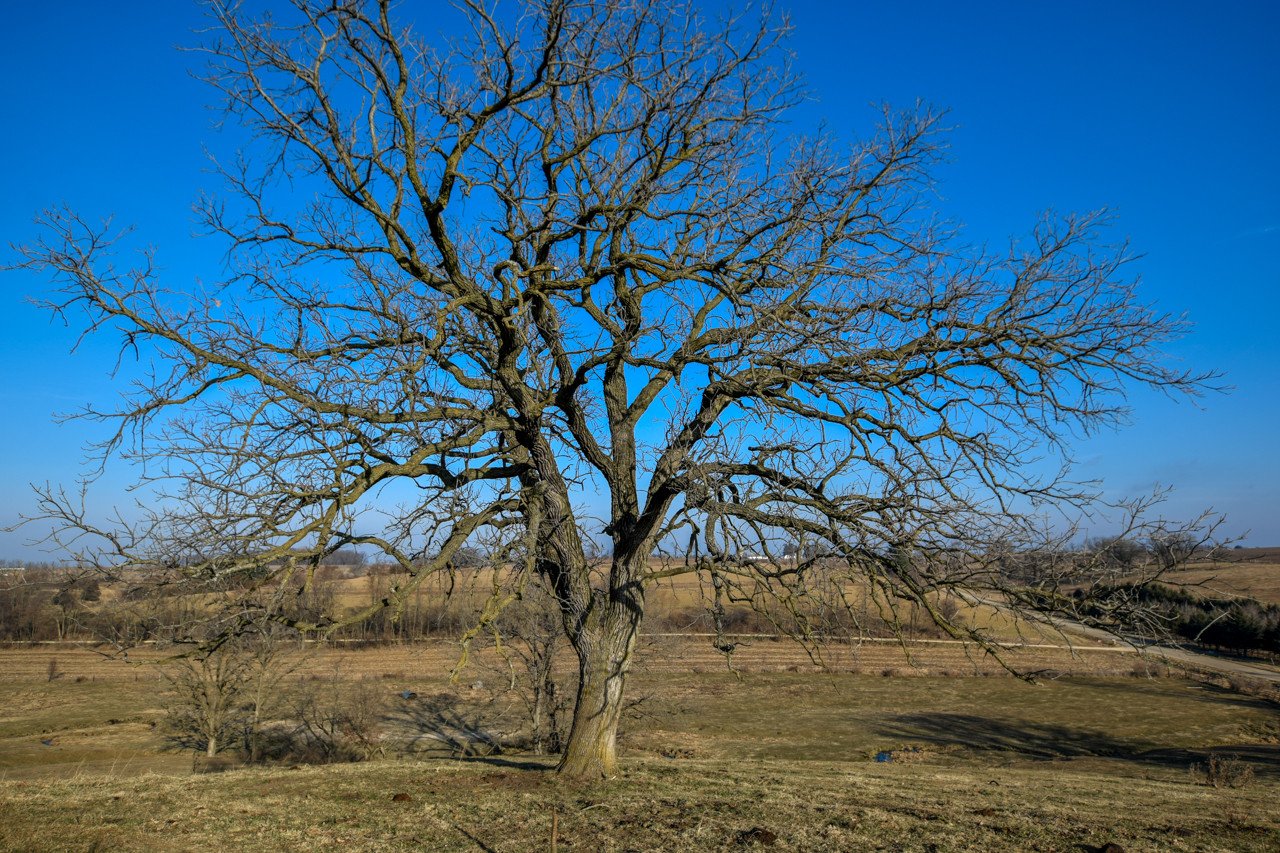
557, 601, 641, 778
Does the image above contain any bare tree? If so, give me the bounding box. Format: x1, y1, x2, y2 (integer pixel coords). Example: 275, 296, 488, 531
163, 628, 298, 761
15, 0, 1220, 777
1150, 531, 1202, 572
241, 629, 300, 763
292, 674, 388, 763
1086, 536, 1148, 575
489, 578, 573, 755
164, 643, 252, 759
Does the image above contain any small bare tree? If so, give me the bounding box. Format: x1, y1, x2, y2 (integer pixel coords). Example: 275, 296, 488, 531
163, 628, 297, 761
292, 674, 387, 763
164, 643, 252, 759
489, 579, 573, 755
16, 0, 1222, 777
241, 629, 300, 763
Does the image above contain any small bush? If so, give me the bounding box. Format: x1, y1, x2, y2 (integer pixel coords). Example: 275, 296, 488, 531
289, 677, 388, 763
1129, 661, 1168, 679
1204, 673, 1280, 704
1190, 753, 1254, 788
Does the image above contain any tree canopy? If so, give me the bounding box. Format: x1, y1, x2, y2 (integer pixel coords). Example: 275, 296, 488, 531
16, 0, 1217, 777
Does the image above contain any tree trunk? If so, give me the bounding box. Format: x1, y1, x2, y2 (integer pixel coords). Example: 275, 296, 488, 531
249, 702, 263, 763
531, 679, 546, 755
206, 734, 218, 757
557, 605, 641, 778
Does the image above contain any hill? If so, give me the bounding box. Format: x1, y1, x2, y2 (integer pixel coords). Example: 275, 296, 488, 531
1160, 548, 1280, 605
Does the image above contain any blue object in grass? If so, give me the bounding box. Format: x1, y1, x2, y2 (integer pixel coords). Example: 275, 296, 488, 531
875, 751, 892, 762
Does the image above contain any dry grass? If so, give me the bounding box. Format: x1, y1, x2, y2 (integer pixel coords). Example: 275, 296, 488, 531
0, 631, 1134, 686
2, 643, 1277, 850
1161, 552, 1280, 605
0, 638, 1154, 782
1, 754, 1277, 852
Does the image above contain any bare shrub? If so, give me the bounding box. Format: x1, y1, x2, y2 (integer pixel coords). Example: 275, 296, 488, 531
163, 646, 251, 758
937, 594, 961, 625
1193, 673, 1280, 705
1226, 676, 1268, 696
163, 631, 299, 760
1129, 661, 1169, 679
479, 581, 574, 755
1190, 753, 1254, 788
290, 676, 388, 763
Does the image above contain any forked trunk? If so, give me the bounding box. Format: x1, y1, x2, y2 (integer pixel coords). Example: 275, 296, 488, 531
557, 606, 641, 778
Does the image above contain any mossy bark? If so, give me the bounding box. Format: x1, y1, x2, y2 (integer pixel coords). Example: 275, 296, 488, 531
557, 598, 642, 778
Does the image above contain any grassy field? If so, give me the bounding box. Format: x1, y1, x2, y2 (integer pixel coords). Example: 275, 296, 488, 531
3, 753, 1278, 852
1161, 549, 1280, 605
1, 640, 1277, 851
329, 567, 1112, 650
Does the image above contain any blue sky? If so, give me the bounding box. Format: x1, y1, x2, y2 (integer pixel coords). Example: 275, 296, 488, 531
1, 1, 1277, 559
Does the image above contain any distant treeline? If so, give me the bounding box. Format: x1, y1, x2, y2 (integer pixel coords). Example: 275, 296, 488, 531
1081, 583, 1280, 654
0, 563, 954, 646
0, 566, 474, 644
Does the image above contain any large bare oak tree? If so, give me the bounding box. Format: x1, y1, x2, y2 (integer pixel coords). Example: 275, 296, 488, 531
17, 0, 1215, 777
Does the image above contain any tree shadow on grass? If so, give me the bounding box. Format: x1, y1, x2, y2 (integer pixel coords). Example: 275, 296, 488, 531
460, 754, 551, 772
383, 692, 559, 774
876, 712, 1280, 778
385, 691, 507, 757
1077, 676, 1279, 709
879, 713, 1147, 759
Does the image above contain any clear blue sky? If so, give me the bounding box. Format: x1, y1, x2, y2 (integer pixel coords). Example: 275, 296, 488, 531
2, 1, 1277, 559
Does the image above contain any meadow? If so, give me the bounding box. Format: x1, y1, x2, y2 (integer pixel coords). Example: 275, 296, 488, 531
1160, 548, 1280, 606
1, 635, 1277, 852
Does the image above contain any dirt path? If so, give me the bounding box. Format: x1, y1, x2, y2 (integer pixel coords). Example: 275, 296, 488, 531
1140, 644, 1280, 682
963, 593, 1280, 684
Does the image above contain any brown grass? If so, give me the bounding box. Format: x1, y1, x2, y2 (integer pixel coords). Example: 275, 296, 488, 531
1160, 552, 1280, 605
2, 642, 1277, 850
0, 630, 1134, 686
1, 751, 1277, 851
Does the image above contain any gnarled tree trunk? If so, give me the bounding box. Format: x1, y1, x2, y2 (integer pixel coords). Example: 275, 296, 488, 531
557, 588, 644, 778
